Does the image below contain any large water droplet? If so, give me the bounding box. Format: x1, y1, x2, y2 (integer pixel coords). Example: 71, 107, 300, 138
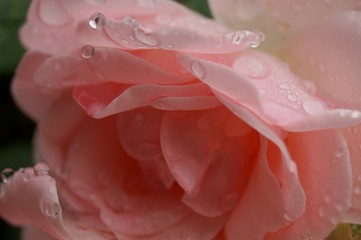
44, 203, 61, 217
302, 100, 325, 115
81, 45, 95, 59
89, 12, 107, 29
1, 168, 14, 183
34, 163, 50, 176
233, 55, 269, 79
134, 29, 160, 46
324, 194, 333, 204
190, 61, 206, 79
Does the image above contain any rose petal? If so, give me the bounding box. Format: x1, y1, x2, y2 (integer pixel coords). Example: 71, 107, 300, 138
208, 0, 360, 51
267, 130, 352, 240
210, 99, 305, 238
150, 96, 221, 111
11, 52, 61, 121
0, 166, 74, 240
282, 12, 361, 221
117, 107, 175, 191
177, 52, 361, 131
73, 82, 213, 118
161, 108, 258, 217
35, 48, 190, 90
226, 137, 291, 240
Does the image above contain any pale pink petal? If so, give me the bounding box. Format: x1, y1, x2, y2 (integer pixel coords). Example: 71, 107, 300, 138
211, 100, 305, 239
98, 189, 190, 236
22, 0, 256, 55
150, 96, 221, 111
282, 12, 361, 221
342, 124, 361, 223
0, 165, 74, 240
116, 107, 175, 191
161, 108, 258, 217
177, 52, 361, 131
22, 226, 57, 240
73, 82, 213, 118
140, 213, 227, 240
208, 0, 360, 51
11, 52, 62, 121
35, 48, 190, 89
282, 12, 361, 112
267, 130, 352, 240
35, 94, 88, 176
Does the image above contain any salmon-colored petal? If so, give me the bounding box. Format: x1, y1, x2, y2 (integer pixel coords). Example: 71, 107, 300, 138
282, 12, 361, 222
208, 0, 360, 51
212, 99, 305, 238
161, 108, 258, 217
11, 52, 61, 121
73, 82, 213, 118
178, 52, 361, 131
116, 107, 175, 191
267, 130, 352, 240
35, 48, 190, 90
0, 165, 74, 240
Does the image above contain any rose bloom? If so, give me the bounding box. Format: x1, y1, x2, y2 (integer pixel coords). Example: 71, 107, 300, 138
1, 0, 361, 239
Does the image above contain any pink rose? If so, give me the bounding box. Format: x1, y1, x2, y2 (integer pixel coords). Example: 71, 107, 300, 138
1, 0, 361, 239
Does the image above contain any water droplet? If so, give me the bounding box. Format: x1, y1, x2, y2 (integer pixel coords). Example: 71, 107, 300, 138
49, 185, 57, 194
134, 29, 160, 46
44, 203, 61, 217
248, 32, 265, 48
335, 148, 347, 158
357, 174, 361, 182
137, 0, 155, 7
279, 82, 290, 90
354, 186, 361, 195
301, 80, 317, 94
81, 45, 95, 59
233, 55, 269, 79
302, 100, 325, 114
283, 213, 293, 222
197, 115, 213, 130
232, 31, 246, 45
190, 61, 206, 79
1, 168, 14, 183
287, 93, 298, 102
351, 111, 361, 119
318, 63, 326, 73
34, 163, 50, 176
89, 12, 107, 29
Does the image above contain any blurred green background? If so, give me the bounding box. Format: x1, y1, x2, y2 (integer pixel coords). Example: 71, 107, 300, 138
0, 0, 33, 239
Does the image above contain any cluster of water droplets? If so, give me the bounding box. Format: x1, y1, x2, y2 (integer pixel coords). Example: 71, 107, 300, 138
231, 30, 265, 48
